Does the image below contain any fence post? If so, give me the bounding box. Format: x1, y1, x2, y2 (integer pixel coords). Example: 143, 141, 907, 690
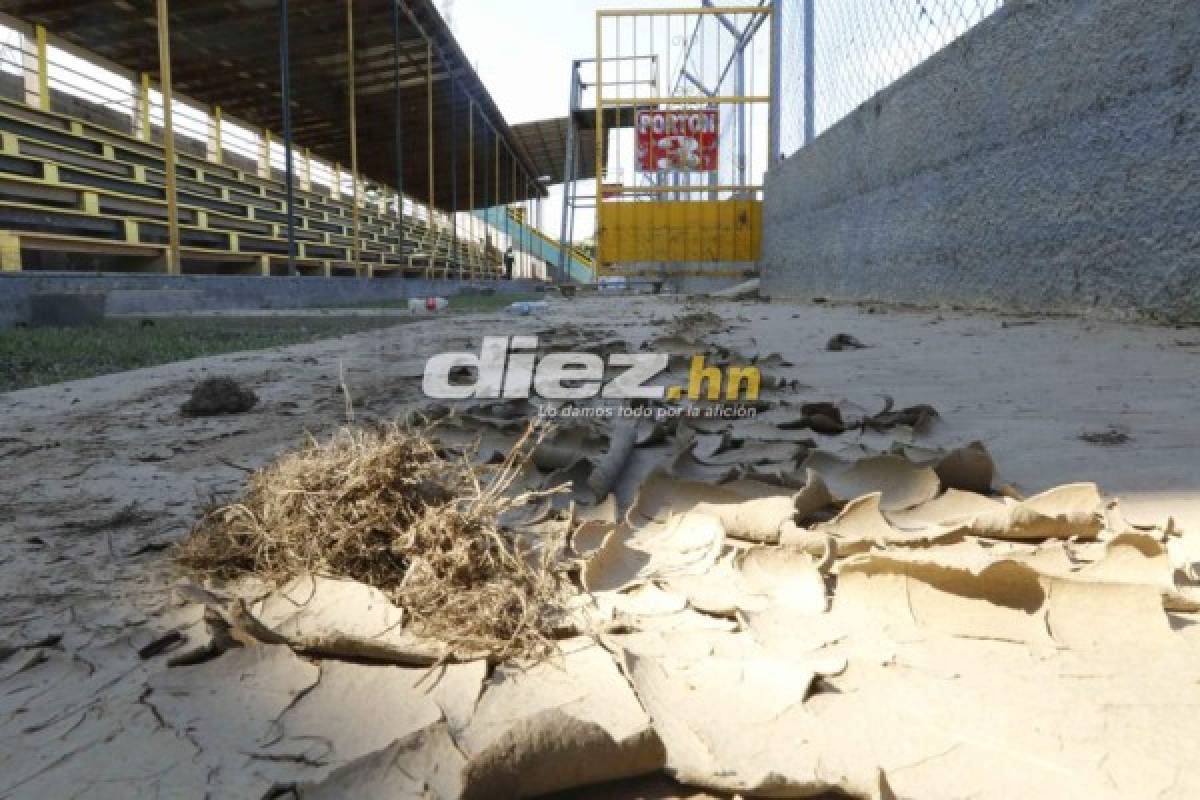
346, 0, 361, 276
804, 0, 815, 146
768, 2, 782, 163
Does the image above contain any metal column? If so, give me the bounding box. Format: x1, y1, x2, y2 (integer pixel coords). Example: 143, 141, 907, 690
392, 0, 404, 201
426, 41, 434, 278
768, 0, 783, 162
524, 184, 530, 279
156, 0, 181, 274
567, 129, 580, 269
494, 130, 500, 279
567, 130, 580, 279
594, 16, 604, 268
261, 130, 272, 178
482, 119, 490, 278
468, 101, 475, 277
449, 76, 459, 277
803, 0, 815, 145
139, 73, 152, 142
210, 105, 223, 164
279, 0, 297, 275
556, 111, 575, 282
33, 25, 49, 111
513, 152, 518, 278
526, 179, 534, 279
735, 49, 746, 185
557, 62, 579, 285
347, 0, 361, 275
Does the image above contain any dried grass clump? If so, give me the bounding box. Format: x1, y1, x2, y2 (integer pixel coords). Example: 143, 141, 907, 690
177, 421, 565, 658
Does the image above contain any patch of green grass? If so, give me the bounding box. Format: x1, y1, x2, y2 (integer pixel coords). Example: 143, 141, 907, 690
446, 292, 543, 312
0, 316, 405, 393
332, 292, 544, 313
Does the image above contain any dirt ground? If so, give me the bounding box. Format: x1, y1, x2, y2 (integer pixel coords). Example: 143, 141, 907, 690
2, 296, 1199, 798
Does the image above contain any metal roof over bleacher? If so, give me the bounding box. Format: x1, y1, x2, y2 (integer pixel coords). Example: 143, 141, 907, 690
509, 117, 603, 186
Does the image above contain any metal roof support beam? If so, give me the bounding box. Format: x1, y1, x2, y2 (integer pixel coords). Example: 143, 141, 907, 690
486, 119, 495, 275
156, 0, 180, 274
468, 99, 474, 272
137, 72, 152, 142
449, 74, 459, 277
513, 155, 519, 277
684, 70, 715, 97
481, 113, 489, 269
595, 11, 604, 268
34, 25, 49, 111
567, 126, 581, 257
559, 58, 587, 284
261, 129, 272, 178
279, 0, 297, 275
425, 38, 434, 278
347, 0, 361, 276
525, 177, 532, 278
392, 0, 404, 202
209, 105, 223, 164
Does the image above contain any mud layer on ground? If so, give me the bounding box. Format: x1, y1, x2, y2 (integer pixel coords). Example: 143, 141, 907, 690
2, 297, 1198, 799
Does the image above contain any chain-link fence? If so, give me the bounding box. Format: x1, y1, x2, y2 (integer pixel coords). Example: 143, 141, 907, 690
594, 4, 773, 200
778, 0, 1005, 157
665, 1, 772, 197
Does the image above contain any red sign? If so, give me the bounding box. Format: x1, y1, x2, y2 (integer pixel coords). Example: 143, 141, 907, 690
636, 110, 719, 173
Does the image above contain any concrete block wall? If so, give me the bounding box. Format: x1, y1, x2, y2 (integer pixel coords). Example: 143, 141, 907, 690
0, 273, 544, 327
760, 0, 1200, 322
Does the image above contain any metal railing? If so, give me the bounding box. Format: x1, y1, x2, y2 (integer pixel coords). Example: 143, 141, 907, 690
0, 14, 536, 277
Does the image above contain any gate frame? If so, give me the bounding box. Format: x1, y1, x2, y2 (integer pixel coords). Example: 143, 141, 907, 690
594, 4, 774, 276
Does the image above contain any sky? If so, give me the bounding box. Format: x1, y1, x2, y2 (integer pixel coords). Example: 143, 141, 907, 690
441, 0, 733, 127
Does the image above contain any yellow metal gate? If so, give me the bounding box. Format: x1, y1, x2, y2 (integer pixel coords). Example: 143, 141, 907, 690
594, 5, 773, 276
